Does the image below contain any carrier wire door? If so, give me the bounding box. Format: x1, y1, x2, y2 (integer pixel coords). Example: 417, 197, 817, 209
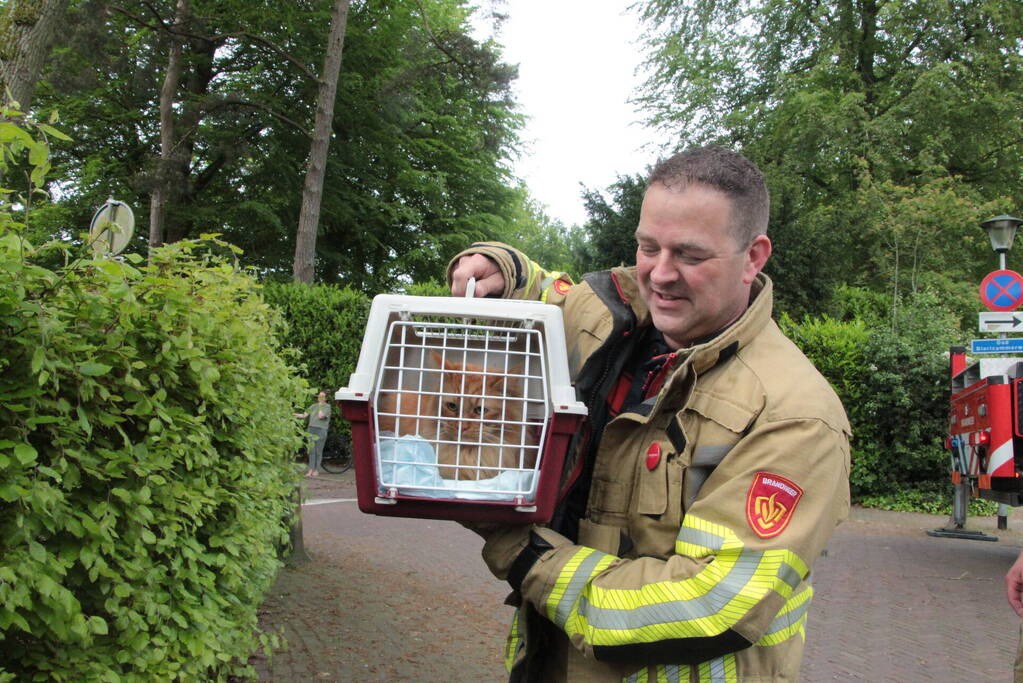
337, 294, 586, 523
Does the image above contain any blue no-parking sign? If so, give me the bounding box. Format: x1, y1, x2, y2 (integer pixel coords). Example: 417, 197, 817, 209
979, 269, 1023, 311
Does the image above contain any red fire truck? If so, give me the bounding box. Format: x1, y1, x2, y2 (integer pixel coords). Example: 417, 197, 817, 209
932, 345, 1023, 539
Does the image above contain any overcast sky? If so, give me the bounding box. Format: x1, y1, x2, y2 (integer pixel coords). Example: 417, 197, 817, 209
473, 2, 666, 228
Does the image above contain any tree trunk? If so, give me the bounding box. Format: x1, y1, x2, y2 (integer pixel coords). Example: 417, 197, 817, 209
0, 0, 69, 111
292, 0, 351, 283
149, 0, 188, 253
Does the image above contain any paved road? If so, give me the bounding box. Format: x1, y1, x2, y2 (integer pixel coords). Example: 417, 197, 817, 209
256, 472, 1023, 682
803, 507, 1021, 682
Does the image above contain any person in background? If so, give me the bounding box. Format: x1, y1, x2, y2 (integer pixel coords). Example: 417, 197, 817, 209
448, 145, 851, 681
295, 391, 331, 477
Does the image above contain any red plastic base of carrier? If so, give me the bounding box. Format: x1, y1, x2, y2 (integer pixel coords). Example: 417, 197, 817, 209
339, 400, 581, 523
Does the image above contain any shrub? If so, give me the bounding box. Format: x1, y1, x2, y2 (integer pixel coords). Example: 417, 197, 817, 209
0, 232, 306, 680
404, 279, 449, 297
780, 291, 959, 501
261, 281, 370, 433
859, 481, 998, 516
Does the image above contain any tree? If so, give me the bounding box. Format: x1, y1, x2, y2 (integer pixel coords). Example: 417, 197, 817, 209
148, 0, 187, 251
31, 0, 524, 290
490, 184, 579, 274
33, 0, 334, 251
293, 0, 351, 283
636, 0, 1023, 317
576, 174, 645, 274
274, 0, 524, 289
0, 0, 69, 111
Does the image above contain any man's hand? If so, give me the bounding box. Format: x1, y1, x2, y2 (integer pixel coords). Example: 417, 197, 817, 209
450, 254, 505, 298
1006, 550, 1023, 616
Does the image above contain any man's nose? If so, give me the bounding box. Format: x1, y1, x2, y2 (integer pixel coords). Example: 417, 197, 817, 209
649, 252, 678, 284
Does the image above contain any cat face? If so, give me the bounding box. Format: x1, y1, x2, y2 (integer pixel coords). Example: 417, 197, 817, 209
431, 352, 522, 443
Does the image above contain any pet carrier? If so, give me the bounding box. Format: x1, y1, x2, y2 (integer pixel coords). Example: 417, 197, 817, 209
336, 287, 587, 523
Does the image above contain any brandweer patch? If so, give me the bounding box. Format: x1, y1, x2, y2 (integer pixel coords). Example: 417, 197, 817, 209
746, 471, 803, 538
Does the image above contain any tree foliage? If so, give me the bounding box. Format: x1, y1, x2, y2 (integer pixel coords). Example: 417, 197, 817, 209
261, 280, 371, 433
575, 174, 645, 274
489, 184, 581, 275
779, 288, 960, 499
31, 0, 524, 290
636, 0, 1023, 318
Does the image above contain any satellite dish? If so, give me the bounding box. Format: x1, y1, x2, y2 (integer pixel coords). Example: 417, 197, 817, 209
89, 199, 135, 257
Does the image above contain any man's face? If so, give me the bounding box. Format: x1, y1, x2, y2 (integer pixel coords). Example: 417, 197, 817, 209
317, 392, 327, 402
635, 182, 771, 349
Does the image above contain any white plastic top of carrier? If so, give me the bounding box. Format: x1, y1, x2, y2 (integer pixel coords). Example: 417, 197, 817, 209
335, 294, 587, 415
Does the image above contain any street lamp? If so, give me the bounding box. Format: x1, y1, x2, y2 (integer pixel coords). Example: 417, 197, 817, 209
982, 214, 1023, 269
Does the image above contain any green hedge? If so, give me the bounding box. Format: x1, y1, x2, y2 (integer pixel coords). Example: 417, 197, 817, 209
261, 282, 370, 435
0, 234, 306, 681
780, 292, 959, 501
261, 279, 451, 402
262, 280, 457, 453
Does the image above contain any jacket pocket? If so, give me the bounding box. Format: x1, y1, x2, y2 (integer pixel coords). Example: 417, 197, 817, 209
635, 450, 669, 516
631, 448, 684, 556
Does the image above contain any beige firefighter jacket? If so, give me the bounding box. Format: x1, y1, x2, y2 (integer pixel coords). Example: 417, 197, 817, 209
449, 243, 851, 683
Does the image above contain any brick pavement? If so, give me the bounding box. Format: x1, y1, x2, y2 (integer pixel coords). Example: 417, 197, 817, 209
260, 472, 1023, 682
803, 508, 1023, 682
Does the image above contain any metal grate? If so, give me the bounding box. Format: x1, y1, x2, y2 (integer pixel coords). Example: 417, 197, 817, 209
372, 316, 549, 502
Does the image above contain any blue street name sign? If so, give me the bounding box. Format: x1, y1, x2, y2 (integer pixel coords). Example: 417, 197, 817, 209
971, 338, 1023, 354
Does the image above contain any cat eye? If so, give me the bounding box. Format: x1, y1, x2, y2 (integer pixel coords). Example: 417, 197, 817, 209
444, 401, 458, 412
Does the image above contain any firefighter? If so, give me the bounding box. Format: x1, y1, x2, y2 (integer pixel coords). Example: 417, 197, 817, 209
448, 146, 851, 681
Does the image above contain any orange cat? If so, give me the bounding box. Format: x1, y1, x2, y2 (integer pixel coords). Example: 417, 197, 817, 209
377, 352, 538, 481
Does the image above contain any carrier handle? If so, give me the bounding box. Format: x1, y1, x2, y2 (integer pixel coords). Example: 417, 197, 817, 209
465, 276, 476, 299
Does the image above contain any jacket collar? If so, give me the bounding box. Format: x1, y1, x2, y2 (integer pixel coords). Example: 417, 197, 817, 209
608, 267, 774, 375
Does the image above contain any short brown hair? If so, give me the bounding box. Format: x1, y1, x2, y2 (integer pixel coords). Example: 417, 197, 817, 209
646, 146, 769, 246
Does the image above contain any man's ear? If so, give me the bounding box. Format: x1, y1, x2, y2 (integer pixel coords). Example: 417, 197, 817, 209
742, 234, 772, 285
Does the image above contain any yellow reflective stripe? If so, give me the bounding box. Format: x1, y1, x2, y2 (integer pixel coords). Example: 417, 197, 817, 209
675, 514, 746, 557
524, 259, 544, 298
758, 608, 806, 645
503, 609, 522, 672
677, 514, 809, 578
623, 668, 647, 683
758, 582, 812, 645
575, 551, 804, 645
622, 664, 690, 683
568, 515, 809, 646
546, 546, 616, 627
696, 653, 737, 682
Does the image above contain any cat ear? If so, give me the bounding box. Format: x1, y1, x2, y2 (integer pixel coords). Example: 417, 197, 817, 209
430, 350, 454, 370
491, 367, 522, 394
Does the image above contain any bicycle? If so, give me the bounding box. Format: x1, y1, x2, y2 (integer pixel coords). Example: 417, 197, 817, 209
320, 432, 353, 474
